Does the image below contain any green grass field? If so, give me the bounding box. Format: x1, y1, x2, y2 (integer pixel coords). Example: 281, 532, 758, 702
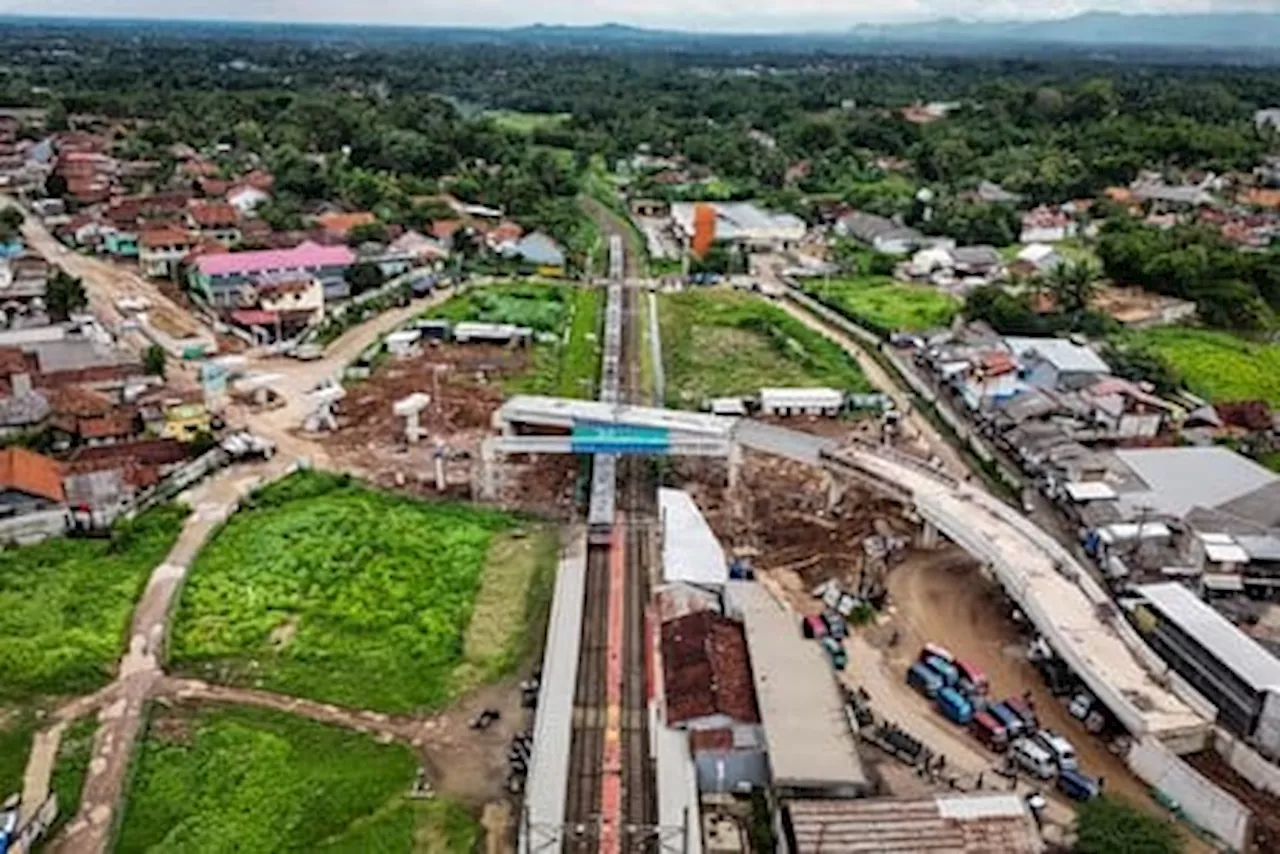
484, 110, 570, 134
115, 704, 479, 854
0, 505, 187, 706
170, 472, 555, 714
803, 276, 960, 333
423, 283, 602, 398
659, 289, 869, 407
1127, 327, 1280, 406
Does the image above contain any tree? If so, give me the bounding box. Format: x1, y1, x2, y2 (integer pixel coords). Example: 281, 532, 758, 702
344, 262, 385, 295
44, 172, 68, 200
0, 206, 23, 243
1046, 259, 1100, 316
1074, 796, 1181, 854
1101, 344, 1180, 395
46, 270, 87, 321
346, 221, 389, 247
144, 344, 167, 378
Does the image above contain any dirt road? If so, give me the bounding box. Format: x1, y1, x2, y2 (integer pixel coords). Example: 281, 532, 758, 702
8, 197, 212, 346
884, 548, 1214, 853
50, 459, 292, 854
770, 293, 970, 479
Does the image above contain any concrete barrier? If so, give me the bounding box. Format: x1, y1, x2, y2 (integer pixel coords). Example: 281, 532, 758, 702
0, 508, 69, 545
1214, 729, 1280, 797
1128, 736, 1251, 851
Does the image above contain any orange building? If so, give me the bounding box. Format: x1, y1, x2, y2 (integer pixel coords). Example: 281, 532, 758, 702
691, 203, 717, 258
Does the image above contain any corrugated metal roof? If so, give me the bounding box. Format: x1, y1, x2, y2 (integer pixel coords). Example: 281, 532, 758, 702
521, 535, 587, 846
1115, 447, 1278, 519
725, 581, 867, 794
785, 795, 1043, 853
1005, 336, 1112, 375
1137, 582, 1280, 692
759, 387, 845, 408
660, 488, 728, 587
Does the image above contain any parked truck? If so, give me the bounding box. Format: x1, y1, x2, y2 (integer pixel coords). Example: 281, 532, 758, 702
935, 686, 974, 725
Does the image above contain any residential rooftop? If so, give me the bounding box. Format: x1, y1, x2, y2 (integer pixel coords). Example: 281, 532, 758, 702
784, 794, 1044, 854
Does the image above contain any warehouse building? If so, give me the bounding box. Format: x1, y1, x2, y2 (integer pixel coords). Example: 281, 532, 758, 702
670, 202, 806, 253
1132, 582, 1280, 755
725, 580, 869, 800
783, 794, 1044, 854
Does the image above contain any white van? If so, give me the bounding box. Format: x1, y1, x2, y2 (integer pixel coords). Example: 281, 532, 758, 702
1012, 738, 1056, 779
1035, 731, 1078, 772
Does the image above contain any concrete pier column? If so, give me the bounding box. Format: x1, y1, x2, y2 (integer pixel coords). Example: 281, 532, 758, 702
917, 519, 940, 550
727, 442, 743, 492
826, 475, 844, 512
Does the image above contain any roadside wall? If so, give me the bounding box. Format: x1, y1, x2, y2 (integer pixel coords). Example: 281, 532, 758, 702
0, 508, 68, 544
1128, 736, 1251, 851
1214, 729, 1280, 797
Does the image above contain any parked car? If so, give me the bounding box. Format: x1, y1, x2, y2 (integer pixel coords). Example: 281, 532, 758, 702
955, 659, 989, 696
935, 686, 974, 725
907, 662, 945, 699
1003, 695, 1039, 733
1011, 738, 1056, 780
822, 611, 848, 640
1057, 768, 1101, 802
920, 643, 954, 664
821, 636, 847, 670
801, 614, 828, 639
1034, 730, 1078, 772
923, 655, 960, 688
987, 702, 1027, 740
970, 710, 1010, 752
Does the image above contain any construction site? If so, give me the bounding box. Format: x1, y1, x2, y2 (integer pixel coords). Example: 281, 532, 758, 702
246, 235, 1275, 854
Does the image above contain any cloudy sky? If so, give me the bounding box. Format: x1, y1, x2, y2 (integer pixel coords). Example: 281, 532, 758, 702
2, 0, 1277, 31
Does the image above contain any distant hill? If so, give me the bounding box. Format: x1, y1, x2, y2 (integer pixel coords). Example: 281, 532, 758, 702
848, 12, 1280, 50
2, 12, 1280, 56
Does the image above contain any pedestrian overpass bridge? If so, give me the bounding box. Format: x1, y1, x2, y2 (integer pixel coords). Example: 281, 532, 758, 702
497, 394, 1213, 751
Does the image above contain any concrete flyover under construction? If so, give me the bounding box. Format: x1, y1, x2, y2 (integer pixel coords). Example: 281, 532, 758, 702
497, 399, 1214, 753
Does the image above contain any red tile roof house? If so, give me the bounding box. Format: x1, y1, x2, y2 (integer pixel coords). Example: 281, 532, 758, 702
187, 200, 243, 247
0, 446, 69, 544
189, 241, 356, 308
138, 226, 197, 279
658, 610, 767, 790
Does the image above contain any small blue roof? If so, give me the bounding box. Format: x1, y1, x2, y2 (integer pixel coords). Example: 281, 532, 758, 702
513, 232, 565, 267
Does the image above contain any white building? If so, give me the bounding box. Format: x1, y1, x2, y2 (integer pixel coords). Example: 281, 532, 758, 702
227, 185, 270, 214
1004, 336, 1111, 390
670, 202, 806, 253
1015, 243, 1063, 273
759, 387, 844, 417
255, 273, 325, 329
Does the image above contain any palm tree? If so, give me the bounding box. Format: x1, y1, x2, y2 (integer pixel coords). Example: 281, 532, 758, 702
1046, 258, 1099, 316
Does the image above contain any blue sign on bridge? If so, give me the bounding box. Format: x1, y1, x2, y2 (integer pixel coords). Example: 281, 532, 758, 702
570, 423, 671, 454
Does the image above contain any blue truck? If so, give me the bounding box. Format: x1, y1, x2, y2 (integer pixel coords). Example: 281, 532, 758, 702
907, 662, 945, 698
936, 686, 975, 725
923, 655, 960, 688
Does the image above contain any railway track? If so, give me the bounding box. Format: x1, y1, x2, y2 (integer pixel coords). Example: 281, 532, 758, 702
563, 543, 609, 849
619, 283, 657, 849
562, 237, 657, 854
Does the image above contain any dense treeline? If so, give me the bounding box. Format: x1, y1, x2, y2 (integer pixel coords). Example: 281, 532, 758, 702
1097, 218, 1280, 329
3, 26, 1279, 312
4, 29, 1278, 204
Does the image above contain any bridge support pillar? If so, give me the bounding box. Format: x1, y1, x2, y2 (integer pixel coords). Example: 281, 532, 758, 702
476, 439, 501, 502
727, 442, 743, 492
916, 519, 940, 550
826, 475, 845, 512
